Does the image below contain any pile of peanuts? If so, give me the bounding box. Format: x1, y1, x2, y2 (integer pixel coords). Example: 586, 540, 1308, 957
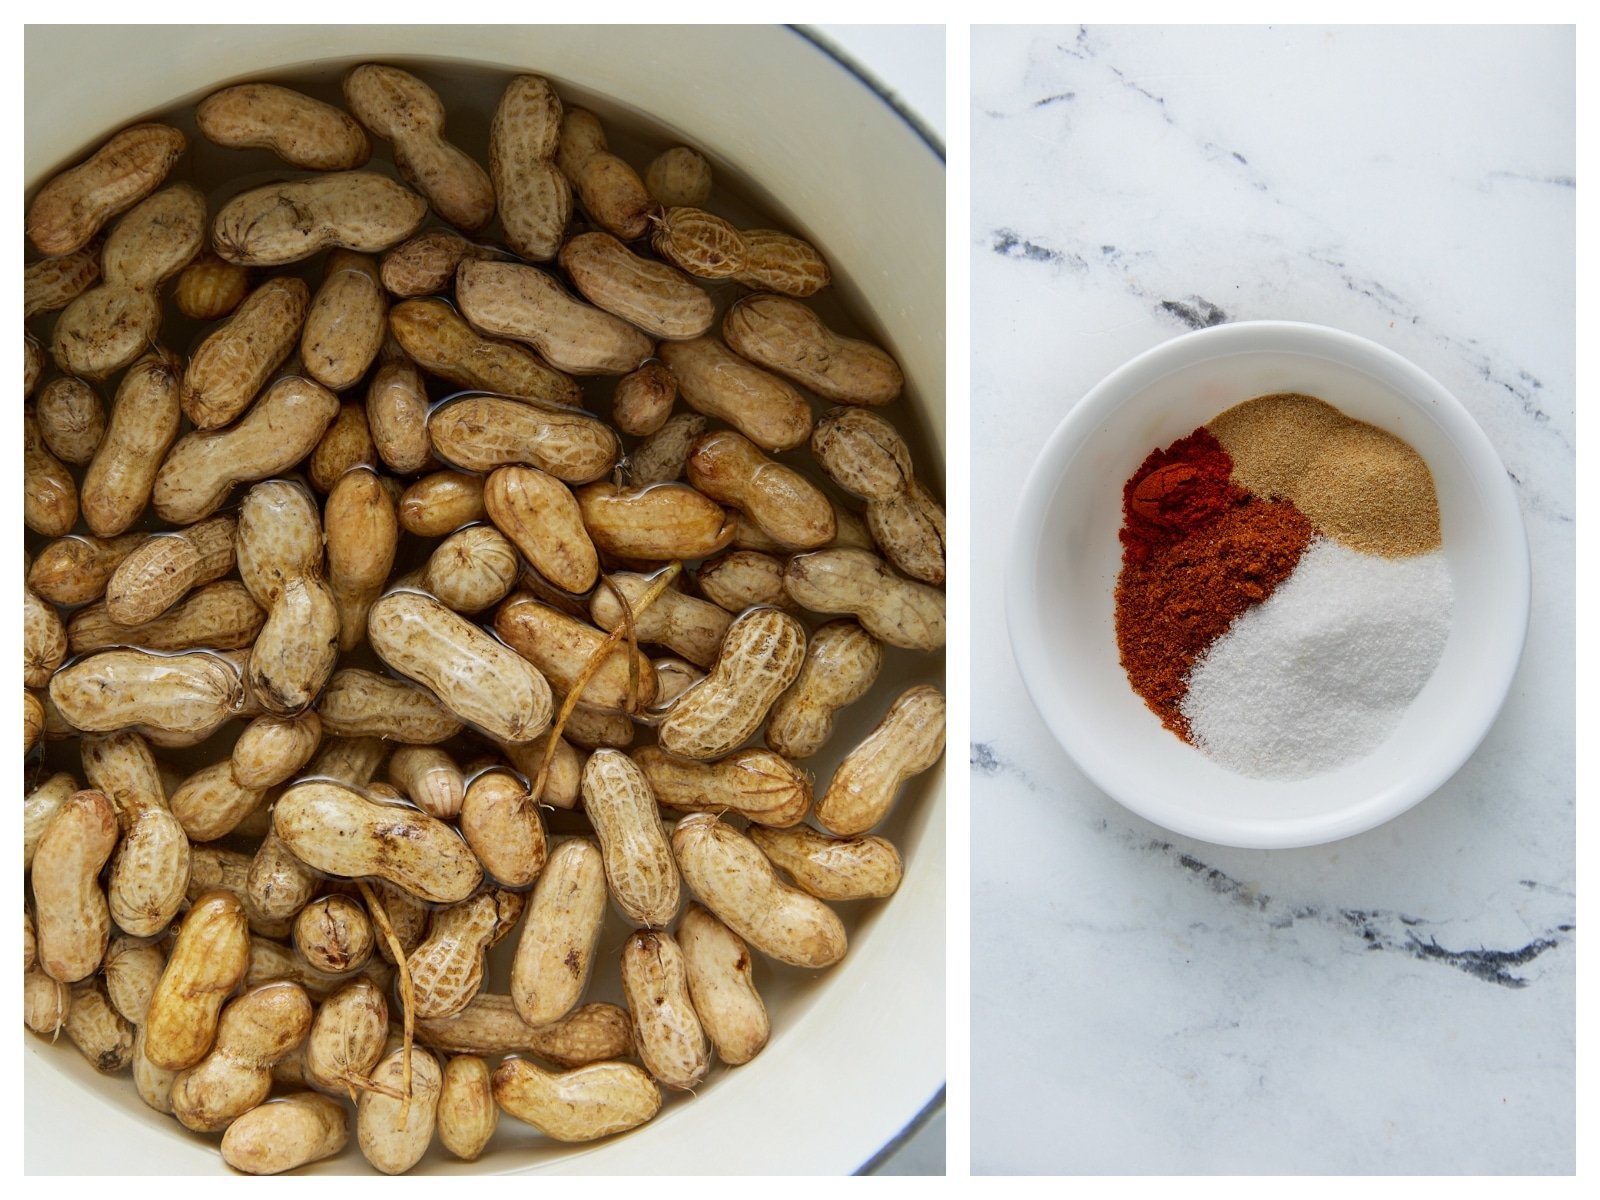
22, 62, 946, 1175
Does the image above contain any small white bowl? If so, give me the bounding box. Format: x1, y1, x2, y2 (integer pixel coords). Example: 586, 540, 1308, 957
1005, 321, 1529, 849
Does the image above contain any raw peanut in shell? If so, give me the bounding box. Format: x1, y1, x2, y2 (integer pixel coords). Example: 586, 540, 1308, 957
232, 712, 323, 789
301, 250, 387, 392
82, 732, 191, 938
671, 813, 848, 969
168, 761, 267, 844
380, 229, 493, 296
24, 583, 69, 689
492, 1057, 661, 1142
358, 1046, 443, 1175
765, 619, 885, 758
418, 525, 520, 614
103, 936, 167, 1025
236, 479, 324, 606
657, 607, 808, 760
400, 470, 487, 536
484, 464, 599, 595
687, 428, 837, 550
24, 411, 79, 537
646, 657, 704, 717
273, 779, 484, 904
427, 395, 619, 482
104, 514, 236, 627
310, 400, 379, 492
783, 547, 946, 652
29, 532, 142, 606
815, 684, 947, 836
581, 749, 681, 928
303, 976, 387, 1092
365, 344, 433, 473
80, 349, 182, 537
316, 668, 465, 743
143, 891, 252, 1070
213, 171, 428, 266
49, 647, 249, 740
575, 481, 737, 564
344, 63, 495, 231
438, 1055, 498, 1161
495, 593, 658, 713
867, 476, 947, 586
173, 250, 249, 320
63, 979, 137, 1072
367, 590, 553, 744
248, 574, 341, 716
650, 206, 746, 279
31, 788, 119, 983
325, 468, 398, 651
560, 232, 715, 341
632, 746, 812, 828
24, 773, 78, 871
748, 824, 904, 900
387, 744, 466, 820
693, 549, 797, 615
196, 82, 371, 170
724, 292, 903, 405
645, 146, 713, 208
389, 297, 582, 409
27, 123, 187, 256
589, 570, 733, 670
417, 996, 633, 1068
99, 182, 207, 288
408, 889, 525, 1018
657, 336, 813, 453
509, 838, 608, 1028
501, 731, 583, 810
678, 902, 769, 1066
610, 361, 678, 437
459, 769, 547, 890
170, 981, 315, 1132
556, 108, 656, 240
221, 1092, 350, 1175
246, 833, 320, 923
732, 228, 832, 297
24, 243, 101, 317
620, 929, 709, 1090
490, 74, 570, 262
294, 895, 376, 975
35, 376, 106, 464
247, 932, 396, 1000
25, 333, 44, 395
456, 259, 655, 376
25, 970, 72, 1036
49, 282, 162, 381
67, 580, 265, 656
182, 276, 310, 429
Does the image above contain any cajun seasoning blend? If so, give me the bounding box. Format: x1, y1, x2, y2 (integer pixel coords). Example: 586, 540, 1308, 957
1114, 393, 1452, 780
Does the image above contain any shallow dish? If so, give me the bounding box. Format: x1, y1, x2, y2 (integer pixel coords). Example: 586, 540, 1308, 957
1005, 320, 1528, 849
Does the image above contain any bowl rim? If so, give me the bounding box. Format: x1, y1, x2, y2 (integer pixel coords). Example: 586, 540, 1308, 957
1004, 318, 1531, 849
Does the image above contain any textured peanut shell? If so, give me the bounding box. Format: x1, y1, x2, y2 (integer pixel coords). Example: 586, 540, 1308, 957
173, 251, 249, 320
24, 243, 101, 316
628, 412, 708, 487
589, 571, 733, 670
103, 937, 167, 1025
365, 348, 433, 472
632, 746, 811, 828
687, 428, 836, 550
657, 335, 813, 452
678, 902, 769, 1066
409, 890, 524, 1019
810, 405, 915, 502
105, 514, 236, 627
304, 977, 386, 1092
302, 251, 387, 392
24, 411, 79, 537
868, 476, 947, 585
657, 608, 807, 760
459, 769, 547, 890
105, 804, 191, 938
389, 297, 582, 408
509, 838, 607, 1028
68, 580, 264, 656
49, 648, 247, 738
457, 259, 655, 376
235, 479, 324, 606
25, 970, 72, 1036
438, 1055, 498, 1161
494, 593, 657, 713
357, 1046, 443, 1175
429, 394, 618, 482
246, 833, 320, 923
32, 789, 119, 982
144, 891, 252, 1070
248, 575, 341, 715
168, 759, 266, 843
23, 583, 68, 689
483, 465, 599, 595
815, 684, 947, 836
783, 547, 946, 652
233, 712, 323, 789
294, 895, 375, 976
580, 749, 680, 928
490, 74, 570, 262
646, 147, 713, 208
650, 206, 746, 278
749, 824, 904, 900
27, 123, 186, 256
213, 171, 428, 266
316, 668, 465, 743
170, 981, 314, 1132
79, 349, 182, 536
325, 468, 398, 650
399, 470, 487, 536
620, 930, 709, 1090
725, 293, 902, 405
576, 481, 736, 563
247, 933, 396, 1001
182, 276, 310, 429
380, 229, 490, 296
417, 996, 633, 1068
609, 361, 677, 437
49, 282, 162, 381
273, 780, 483, 904
671, 813, 847, 969
419, 525, 519, 614
556, 108, 656, 241
196, 82, 371, 170
765, 619, 885, 758
732, 228, 832, 297
693, 550, 794, 615
35, 376, 106, 464
29, 532, 139, 606
492, 1057, 661, 1142
387, 745, 465, 819
560, 231, 714, 340
100, 182, 207, 289
221, 1093, 350, 1175
24, 774, 78, 871
63, 979, 136, 1072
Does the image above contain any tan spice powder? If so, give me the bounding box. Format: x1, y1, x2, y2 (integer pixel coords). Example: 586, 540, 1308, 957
1207, 393, 1440, 557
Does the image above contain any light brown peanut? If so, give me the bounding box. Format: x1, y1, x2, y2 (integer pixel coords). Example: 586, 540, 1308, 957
490, 74, 570, 262
27, 123, 186, 256
144, 891, 252, 1070
389, 296, 582, 408
408, 889, 524, 1019
24, 243, 101, 317
693, 549, 795, 615
414, 525, 519, 614
302, 250, 387, 391
387, 744, 466, 820
576, 481, 737, 564
169, 760, 267, 842
213, 170, 428, 266
672, 813, 847, 969
80, 348, 182, 536
492, 1057, 661, 1142
104, 514, 236, 627
173, 250, 249, 320
273, 779, 483, 904
24, 582, 68, 689
456, 258, 655, 376
294, 895, 376, 976
154, 375, 342, 524
186, 846, 287, 938
732, 228, 832, 296
317, 668, 465, 743
688, 428, 836, 549
182, 276, 310, 429
628, 412, 707, 487
816, 684, 946, 836
232, 711, 323, 789
35, 376, 106, 464
49, 647, 248, 740
63, 979, 136, 1072
650, 206, 746, 278
25, 970, 71, 1036
459, 769, 547, 889
556, 108, 656, 240
867, 476, 947, 587
589, 570, 733, 670
725, 293, 903, 405
25, 690, 45, 754
749, 825, 903, 901
304, 977, 387, 1094
556, 699, 637, 751
380, 229, 493, 295
235, 478, 323, 605
344, 63, 494, 231
646, 146, 713, 208
495, 593, 657, 714
581, 749, 680, 928
246, 833, 320, 923
28, 532, 141, 606
221, 1093, 350, 1175
68, 580, 265, 656
99, 182, 206, 290
508, 839, 608, 1029
24, 773, 78, 871
399, 470, 487, 537
171, 981, 314, 1132
632, 746, 812, 828
438, 1055, 498, 1161
325, 468, 398, 650
609, 361, 678, 437
24, 410, 79, 537
25, 333, 44, 395
483, 464, 599, 595
645, 657, 704, 718
248, 933, 396, 1000
501, 731, 583, 810
49, 282, 162, 381
196, 82, 371, 170
417, 996, 633, 1068
765, 618, 885, 758
103, 936, 168, 1025
357, 1046, 443, 1175
309, 400, 377, 493
620, 929, 709, 1091
657, 335, 813, 452
678, 902, 769, 1066
31, 789, 118, 983
657, 607, 807, 760
561, 232, 715, 341
783, 547, 946, 651
249, 573, 341, 716
81, 731, 190, 938
428, 394, 618, 482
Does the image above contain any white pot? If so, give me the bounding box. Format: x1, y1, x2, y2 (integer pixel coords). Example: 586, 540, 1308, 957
24, 24, 944, 1176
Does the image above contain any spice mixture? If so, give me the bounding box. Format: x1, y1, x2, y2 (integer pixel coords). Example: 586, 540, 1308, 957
1114, 392, 1452, 779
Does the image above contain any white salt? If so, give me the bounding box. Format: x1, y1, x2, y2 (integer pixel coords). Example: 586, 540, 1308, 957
1180, 538, 1452, 779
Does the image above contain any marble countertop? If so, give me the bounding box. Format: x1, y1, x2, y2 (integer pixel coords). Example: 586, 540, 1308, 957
970, 26, 1574, 1174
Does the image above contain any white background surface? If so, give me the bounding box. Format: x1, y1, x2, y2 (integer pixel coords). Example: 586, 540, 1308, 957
970, 25, 1574, 1174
